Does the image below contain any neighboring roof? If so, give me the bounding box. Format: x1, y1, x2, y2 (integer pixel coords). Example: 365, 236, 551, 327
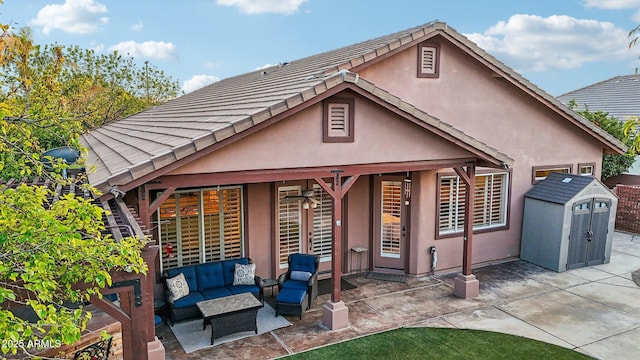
81, 21, 626, 195
557, 75, 640, 121
525, 173, 607, 204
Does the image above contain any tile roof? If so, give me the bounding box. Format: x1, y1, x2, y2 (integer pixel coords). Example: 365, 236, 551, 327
81, 21, 626, 195
557, 75, 640, 121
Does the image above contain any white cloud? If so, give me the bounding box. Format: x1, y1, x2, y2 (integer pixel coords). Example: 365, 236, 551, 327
583, 0, 640, 9
216, 0, 306, 15
634, 9, 640, 21
182, 75, 220, 93
464, 14, 640, 73
29, 0, 108, 35
132, 21, 143, 31
108, 41, 178, 61
90, 42, 104, 52
255, 63, 275, 70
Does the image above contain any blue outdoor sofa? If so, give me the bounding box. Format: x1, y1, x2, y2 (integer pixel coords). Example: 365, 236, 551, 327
164, 257, 263, 325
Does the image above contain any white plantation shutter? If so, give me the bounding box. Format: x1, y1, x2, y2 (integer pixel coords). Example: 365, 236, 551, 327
438, 172, 508, 235
176, 192, 201, 266
381, 181, 402, 258
158, 186, 244, 272
312, 183, 333, 262
278, 186, 302, 268
158, 195, 179, 270
222, 188, 243, 259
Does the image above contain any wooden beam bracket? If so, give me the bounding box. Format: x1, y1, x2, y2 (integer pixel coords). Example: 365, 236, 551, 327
110, 279, 142, 307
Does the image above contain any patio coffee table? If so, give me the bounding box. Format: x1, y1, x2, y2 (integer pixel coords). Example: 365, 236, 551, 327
196, 292, 263, 345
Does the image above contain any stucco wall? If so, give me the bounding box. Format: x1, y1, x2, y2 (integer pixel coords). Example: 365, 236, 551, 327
168, 97, 473, 175
359, 37, 605, 272
160, 35, 608, 277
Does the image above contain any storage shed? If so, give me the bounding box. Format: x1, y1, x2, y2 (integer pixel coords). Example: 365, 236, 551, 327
521, 172, 617, 272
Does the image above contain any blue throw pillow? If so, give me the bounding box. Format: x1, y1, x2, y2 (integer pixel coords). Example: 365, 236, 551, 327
290, 270, 312, 281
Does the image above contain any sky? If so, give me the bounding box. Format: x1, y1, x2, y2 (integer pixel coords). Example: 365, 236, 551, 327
2, 0, 640, 96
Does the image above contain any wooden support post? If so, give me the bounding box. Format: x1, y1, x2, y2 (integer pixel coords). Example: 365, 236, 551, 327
315, 171, 359, 330
453, 164, 479, 298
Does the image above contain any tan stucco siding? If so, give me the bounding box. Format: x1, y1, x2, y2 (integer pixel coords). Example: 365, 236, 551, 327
167, 97, 473, 176
360, 39, 605, 271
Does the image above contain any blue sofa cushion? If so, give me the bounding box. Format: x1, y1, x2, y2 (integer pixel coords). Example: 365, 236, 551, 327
290, 254, 317, 273
229, 285, 260, 296
196, 262, 225, 291
200, 286, 233, 300
276, 289, 307, 304
172, 292, 204, 309
282, 279, 308, 291
222, 258, 250, 286
166, 265, 198, 292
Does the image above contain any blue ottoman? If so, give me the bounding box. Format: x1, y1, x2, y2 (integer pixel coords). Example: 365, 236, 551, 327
275, 289, 309, 320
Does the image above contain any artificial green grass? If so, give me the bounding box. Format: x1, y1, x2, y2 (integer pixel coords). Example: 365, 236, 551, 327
283, 328, 592, 360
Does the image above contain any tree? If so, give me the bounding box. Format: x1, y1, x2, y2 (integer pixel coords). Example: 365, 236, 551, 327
0, 5, 170, 356
623, 116, 640, 155
630, 24, 640, 48
572, 104, 636, 179
0, 25, 180, 179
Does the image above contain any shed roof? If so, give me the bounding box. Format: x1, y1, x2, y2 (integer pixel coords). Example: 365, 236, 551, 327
81, 21, 627, 195
525, 173, 609, 205
557, 75, 640, 121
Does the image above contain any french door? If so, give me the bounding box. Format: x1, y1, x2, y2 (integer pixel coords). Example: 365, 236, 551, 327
157, 186, 243, 272
277, 181, 333, 272
373, 176, 408, 271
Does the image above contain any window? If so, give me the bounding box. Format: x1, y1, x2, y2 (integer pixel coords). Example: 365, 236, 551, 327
157, 186, 243, 272
323, 98, 354, 142
579, 163, 595, 177
278, 186, 302, 268
381, 181, 402, 258
417, 42, 440, 78
312, 183, 333, 262
532, 165, 571, 183
438, 172, 509, 236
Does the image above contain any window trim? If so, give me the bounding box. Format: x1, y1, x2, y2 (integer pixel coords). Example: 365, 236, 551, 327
323, 97, 355, 143
417, 42, 440, 78
532, 164, 572, 184
578, 162, 595, 177
435, 169, 511, 239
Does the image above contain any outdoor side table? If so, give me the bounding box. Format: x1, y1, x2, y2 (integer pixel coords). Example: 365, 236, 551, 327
350, 247, 368, 274
262, 278, 278, 297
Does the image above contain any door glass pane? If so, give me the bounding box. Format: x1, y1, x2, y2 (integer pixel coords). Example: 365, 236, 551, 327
158, 187, 243, 272
203, 190, 221, 261
278, 186, 302, 268
158, 194, 179, 270
381, 181, 401, 258
312, 183, 332, 262
222, 188, 243, 259
177, 192, 201, 266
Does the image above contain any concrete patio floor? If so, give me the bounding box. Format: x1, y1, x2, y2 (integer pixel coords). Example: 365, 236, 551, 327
157, 231, 640, 359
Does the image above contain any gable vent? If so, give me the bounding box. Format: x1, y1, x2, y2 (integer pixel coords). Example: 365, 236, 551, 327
323, 98, 354, 143
329, 104, 348, 134
418, 43, 440, 78
421, 47, 436, 74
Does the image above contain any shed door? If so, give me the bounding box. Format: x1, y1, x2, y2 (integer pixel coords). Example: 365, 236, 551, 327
567, 199, 610, 270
